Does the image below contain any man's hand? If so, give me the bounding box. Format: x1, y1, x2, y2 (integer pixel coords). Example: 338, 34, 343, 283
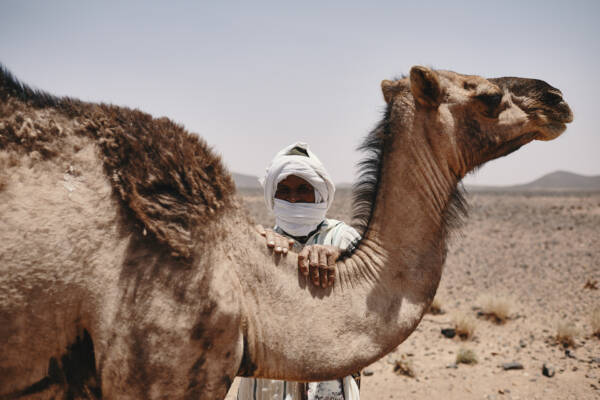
298, 245, 340, 288
256, 225, 294, 255
255, 225, 340, 288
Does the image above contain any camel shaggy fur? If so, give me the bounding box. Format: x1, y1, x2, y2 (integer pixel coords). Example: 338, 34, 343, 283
0, 65, 572, 399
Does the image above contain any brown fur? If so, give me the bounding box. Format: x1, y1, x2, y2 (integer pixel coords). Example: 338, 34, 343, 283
0, 67, 235, 259
0, 65, 572, 399
83, 104, 235, 259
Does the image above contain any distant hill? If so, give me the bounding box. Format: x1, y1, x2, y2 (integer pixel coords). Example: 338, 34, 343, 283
467, 171, 600, 192
232, 172, 261, 189
336, 182, 353, 189
234, 170, 600, 192
520, 171, 600, 190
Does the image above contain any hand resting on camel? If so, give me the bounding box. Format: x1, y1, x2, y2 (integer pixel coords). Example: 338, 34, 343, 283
256, 224, 340, 288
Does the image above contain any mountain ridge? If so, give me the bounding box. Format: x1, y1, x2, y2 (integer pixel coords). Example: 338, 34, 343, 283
466, 170, 600, 192
232, 171, 600, 191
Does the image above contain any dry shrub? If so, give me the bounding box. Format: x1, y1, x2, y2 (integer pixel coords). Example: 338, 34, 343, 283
393, 355, 415, 377
454, 312, 476, 340
0, 154, 13, 192
456, 347, 478, 365
584, 279, 598, 290
591, 306, 600, 338
428, 296, 444, 315
555, 321, 578, 347
478, 295, 512, 324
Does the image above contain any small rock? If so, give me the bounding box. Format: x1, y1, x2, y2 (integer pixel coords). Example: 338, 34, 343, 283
362, 369, 374, 376
590, 357, 600, 364
501, 362, 524, 371
446, 363, 458, 369
441, 328, 456, 338
519, 339, 527, 348
565, 349, 576, 359
542, 363, 555, 378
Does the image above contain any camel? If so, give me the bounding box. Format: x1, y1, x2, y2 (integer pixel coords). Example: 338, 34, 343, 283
0, 64, 572, 399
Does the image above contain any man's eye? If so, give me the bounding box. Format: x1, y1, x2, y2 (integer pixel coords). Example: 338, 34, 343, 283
298, 185, 311, 193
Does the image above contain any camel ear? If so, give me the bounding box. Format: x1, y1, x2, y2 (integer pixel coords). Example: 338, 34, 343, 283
410, 66, 443, 108
381, 80, 395, 104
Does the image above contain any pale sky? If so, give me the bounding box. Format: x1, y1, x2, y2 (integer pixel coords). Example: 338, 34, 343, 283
1, 0, 598, 185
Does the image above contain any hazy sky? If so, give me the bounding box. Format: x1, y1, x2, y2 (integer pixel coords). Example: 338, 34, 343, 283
1, 0, 598, 185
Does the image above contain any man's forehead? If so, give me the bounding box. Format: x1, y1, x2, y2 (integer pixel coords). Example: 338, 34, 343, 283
278, 174, 314, 187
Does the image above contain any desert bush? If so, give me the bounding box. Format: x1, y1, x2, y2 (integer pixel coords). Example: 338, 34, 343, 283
584, 279, 598, 290
591, 306, 600, 338
454, 312, 476, 340
456, 347, 478, 365
393, 355, 415, 377
428, 296, 444, 315
478, 295, 512, 324
555, 321, 578, 347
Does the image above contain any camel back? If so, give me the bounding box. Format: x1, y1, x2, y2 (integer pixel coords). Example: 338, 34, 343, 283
0, 66, 235, 259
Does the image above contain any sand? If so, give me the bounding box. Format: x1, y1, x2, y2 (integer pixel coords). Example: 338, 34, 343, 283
226, 190, 600, 400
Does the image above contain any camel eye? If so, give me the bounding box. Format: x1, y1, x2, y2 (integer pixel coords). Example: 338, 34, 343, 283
476, 92, 502, 109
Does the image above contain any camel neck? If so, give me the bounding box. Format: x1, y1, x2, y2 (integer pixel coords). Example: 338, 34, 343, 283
338, 121, 459, 291
237, 122, 462, 381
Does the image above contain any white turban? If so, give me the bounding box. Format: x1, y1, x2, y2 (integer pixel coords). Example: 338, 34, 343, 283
259, 142, 336, 211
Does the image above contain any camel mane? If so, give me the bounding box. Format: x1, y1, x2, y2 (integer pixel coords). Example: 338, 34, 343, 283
351, 104, 392, 235
0, 65, 64, 109
351, 83, 468, 245
0, 65, 235, 260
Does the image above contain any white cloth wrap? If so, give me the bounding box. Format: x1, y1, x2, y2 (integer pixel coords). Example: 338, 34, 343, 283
259, 142, 336, 236
259, 142, 336, 210
273, 199, 328, 237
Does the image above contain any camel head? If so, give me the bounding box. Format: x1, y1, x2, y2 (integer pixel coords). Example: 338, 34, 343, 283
380, 66, 573, 179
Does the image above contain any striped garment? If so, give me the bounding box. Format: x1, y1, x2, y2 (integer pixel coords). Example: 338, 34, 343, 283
237, 219, 361, 400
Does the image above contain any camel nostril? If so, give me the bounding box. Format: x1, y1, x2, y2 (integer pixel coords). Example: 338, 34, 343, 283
476, 92, 503, 109
542, 90, 563, 106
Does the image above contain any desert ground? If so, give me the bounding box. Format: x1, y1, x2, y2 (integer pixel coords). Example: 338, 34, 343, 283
226, 188, 600, 400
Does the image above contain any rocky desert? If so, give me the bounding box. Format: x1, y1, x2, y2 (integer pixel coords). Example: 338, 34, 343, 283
227, 187, 600, 400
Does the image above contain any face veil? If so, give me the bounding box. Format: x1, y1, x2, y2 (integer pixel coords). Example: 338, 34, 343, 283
260, 142, 336, 233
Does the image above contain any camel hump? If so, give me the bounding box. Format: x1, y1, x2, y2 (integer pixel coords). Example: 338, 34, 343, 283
93, 106, 236, 259
0, 65, 235, 259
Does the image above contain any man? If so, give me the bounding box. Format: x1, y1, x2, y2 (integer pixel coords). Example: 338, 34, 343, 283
237, 142, 361, 400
